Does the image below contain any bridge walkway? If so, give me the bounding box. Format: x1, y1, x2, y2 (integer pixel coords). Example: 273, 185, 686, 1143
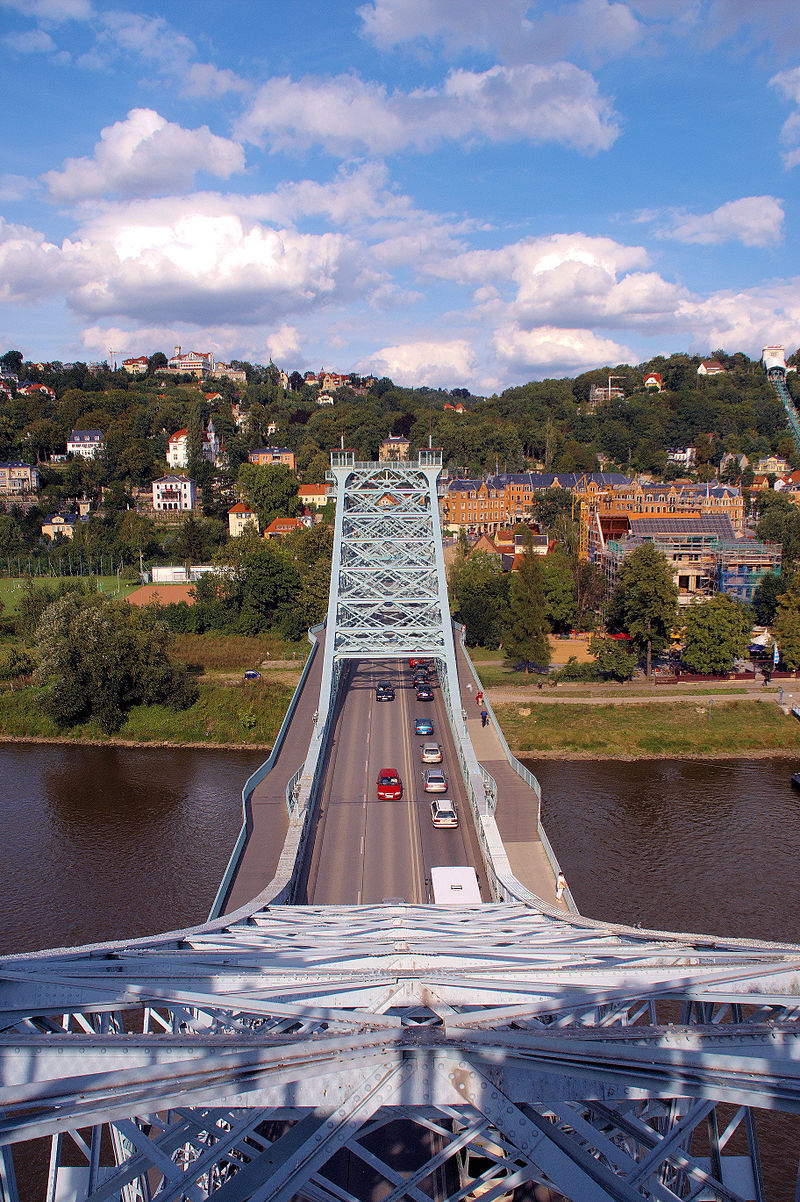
455, 639, 567, 909
220, 632, 325, 915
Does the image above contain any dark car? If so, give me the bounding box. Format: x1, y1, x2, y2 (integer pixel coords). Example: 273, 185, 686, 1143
376, 681, 395, 701
416, 684, 433, 701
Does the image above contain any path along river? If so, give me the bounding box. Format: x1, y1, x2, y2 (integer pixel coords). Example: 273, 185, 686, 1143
0, 745, 798, 1195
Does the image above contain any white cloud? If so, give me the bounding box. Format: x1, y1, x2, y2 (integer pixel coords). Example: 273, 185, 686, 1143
493, 323, 634, 375
362, 339, 478, 388
0, 0, 92, 18
659, 196, 784, 246
42, 109, 245, 202
181, 62, 249, 99
264, 324, 301, 362
770, 67, 800, 168
0, 174, 36, 202
359, 0, 645, 63
3, 28, 57, 52
238, 64, 619, 157
0, 219, 68, 303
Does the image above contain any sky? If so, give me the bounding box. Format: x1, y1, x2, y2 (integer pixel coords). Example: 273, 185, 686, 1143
2, 0, 800, 393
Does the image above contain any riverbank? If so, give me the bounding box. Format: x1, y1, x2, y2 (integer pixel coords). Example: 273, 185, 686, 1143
495, 699, 800, 759
0, 678, 293, 747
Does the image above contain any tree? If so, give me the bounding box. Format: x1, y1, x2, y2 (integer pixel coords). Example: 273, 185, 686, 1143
502, 535, 551, 672
542, 553, 576, 633
33, 593, 197, 733
753, 572, 786, 626
588, 635, 637, 680
0, 350, 23, 374
682, 594, 752, 673
612, 543, 678, 676
447, 549, 509, 647
237, 462, 300, 527
772, 577, 800, 668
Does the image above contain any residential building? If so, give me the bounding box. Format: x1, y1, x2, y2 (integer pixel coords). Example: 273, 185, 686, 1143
697, 359, 726, 376
263, 516, 303, 539
316, 393, 335, 405
0, 462, 39, 494
228, 502, 259, 537
42, 513, 82, 540
152, 476, 197, 512
166, 420, 224, 469
248, 447, 296, 469
122, 356, 149, 375
19, 382, 56, 401
442, 471, 630, 536
162, 346, 214, 379
643, 372, 663, 390
755, 454, 791, 476
67, 430, 104, 459
378, 435, 410, 461
577, 480, 745, 560
666, 448, 696, 469
298, 483, 328, 508
213, 362, 247, 384
597, 513, 779, 605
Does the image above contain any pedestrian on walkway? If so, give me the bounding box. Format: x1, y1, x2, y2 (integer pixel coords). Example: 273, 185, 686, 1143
466, 681, 473, 694
476, 690, 484, 706
555, 872, 567, 902
480, 708, 489, 727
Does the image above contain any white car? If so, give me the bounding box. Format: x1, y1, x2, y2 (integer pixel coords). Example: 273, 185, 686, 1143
430, 799, 458, 828
420, 742, 442, 763
424, 768, 448, 792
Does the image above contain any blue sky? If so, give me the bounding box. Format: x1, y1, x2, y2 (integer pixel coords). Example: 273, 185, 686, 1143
2, 0, 800, 392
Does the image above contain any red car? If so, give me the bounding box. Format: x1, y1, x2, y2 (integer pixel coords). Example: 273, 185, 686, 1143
377, 768, 403, 801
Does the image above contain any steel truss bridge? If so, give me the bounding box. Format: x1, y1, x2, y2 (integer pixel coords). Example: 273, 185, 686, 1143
0, 452, 799, 1202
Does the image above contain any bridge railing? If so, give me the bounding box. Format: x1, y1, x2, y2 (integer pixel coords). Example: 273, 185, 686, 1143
450, 624, 578, 914
207, 622, 324, 921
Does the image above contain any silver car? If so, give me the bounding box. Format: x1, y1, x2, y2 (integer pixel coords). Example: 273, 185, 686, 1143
424, 768, 448, 792
430, 799, 458, 828
420, 742, 442, 763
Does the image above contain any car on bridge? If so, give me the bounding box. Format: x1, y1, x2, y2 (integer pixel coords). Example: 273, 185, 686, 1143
424, 768, 448, 792
376, 768, 403, 800
414, 717, 434, 735
415, 684, 433, 701
430, 799, 458, 828
375, 680, 395, 701
420, 742, 442, 763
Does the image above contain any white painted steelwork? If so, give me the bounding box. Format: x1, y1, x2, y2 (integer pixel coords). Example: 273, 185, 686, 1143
0, 902, 798, 1199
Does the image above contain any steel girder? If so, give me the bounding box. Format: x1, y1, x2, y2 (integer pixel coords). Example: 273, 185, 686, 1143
1, 902, 799, 1200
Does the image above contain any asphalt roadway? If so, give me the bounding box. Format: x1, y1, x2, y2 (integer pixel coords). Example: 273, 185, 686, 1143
298, 658, 488, 905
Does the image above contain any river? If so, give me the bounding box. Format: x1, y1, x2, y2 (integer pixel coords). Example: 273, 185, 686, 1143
0, 745, 798, 1197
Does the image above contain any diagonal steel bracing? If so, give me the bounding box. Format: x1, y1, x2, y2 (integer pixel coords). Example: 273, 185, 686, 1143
0, 903, 799, 1198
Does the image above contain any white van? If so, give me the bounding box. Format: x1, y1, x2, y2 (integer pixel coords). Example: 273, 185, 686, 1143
430, 866, 481, 904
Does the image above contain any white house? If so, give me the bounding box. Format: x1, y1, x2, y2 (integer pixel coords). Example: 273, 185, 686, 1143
67, 430, 104, 459
166, 419, 224, 469
152, 476, 197, 512
228, 502, 260, 537
163, 347, 214, 379
122, 356, 149, 375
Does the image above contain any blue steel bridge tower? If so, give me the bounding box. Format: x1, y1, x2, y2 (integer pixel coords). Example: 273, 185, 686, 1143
0, 450, 797, 1200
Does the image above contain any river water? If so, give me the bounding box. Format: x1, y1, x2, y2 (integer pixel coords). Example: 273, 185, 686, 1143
1, 745, 798, 1196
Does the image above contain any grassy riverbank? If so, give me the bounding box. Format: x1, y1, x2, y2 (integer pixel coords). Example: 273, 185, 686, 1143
495, 700, 800, 758
0, 678, 293, 747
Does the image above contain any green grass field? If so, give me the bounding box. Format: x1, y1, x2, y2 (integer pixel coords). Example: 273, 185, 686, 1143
0, 576, 137, 616
494, 700, 800, 757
